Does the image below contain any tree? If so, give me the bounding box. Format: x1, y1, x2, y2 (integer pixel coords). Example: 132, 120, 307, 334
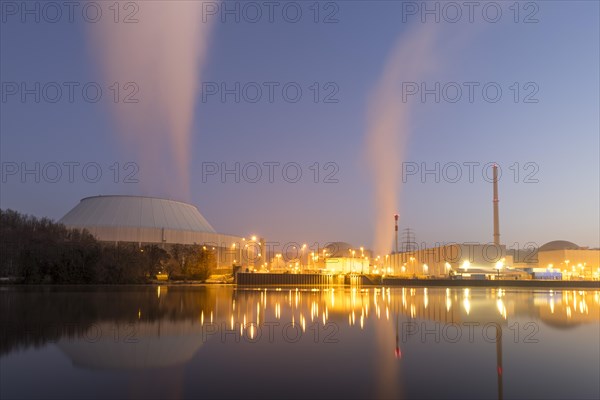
188, 245, 215, 282
141, 245, 169, 278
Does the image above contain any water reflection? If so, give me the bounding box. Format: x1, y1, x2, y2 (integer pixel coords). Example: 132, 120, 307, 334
1, 286, 599, 399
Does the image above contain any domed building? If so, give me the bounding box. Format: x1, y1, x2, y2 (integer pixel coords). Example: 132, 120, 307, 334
538, 240, 580, 252
537, 240, 599, 280
60, 195, 247, 269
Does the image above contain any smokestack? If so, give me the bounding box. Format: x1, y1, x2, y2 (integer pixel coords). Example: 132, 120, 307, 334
394, 214, 399, 254
493, 164, 500, 246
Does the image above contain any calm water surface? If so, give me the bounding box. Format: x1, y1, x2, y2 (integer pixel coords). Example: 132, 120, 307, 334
1, 286, 598, 399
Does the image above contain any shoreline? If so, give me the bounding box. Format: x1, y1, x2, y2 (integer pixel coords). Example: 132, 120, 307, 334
379, 278, 600, 289
2, 279, 598, 289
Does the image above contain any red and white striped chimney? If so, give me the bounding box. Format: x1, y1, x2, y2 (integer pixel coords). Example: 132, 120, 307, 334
394, 214, 399, 254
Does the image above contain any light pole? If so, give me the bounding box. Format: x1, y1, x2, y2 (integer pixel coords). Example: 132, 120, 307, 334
495, 259, 504, 280
301, 244, 307, 272
212, 246, 218, 269
240, 238, 245, 268
232, 243, 237, 266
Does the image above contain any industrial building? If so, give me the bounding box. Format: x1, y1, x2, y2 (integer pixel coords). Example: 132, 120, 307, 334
385, 164, 522, 279
530, 240, 600, 280
323, 242, 371, 274
60, 195, 252, 269
384, 164, 599, 280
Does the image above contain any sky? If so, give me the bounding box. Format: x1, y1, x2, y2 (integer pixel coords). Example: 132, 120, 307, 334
1, 0, 599, 252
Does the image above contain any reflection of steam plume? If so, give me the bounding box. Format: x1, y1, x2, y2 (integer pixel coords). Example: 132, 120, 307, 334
88, 3, 214, 199
365, 25, 439, 256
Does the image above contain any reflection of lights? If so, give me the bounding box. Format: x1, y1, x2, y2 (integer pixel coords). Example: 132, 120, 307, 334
496, 299, 507, 319
201, 310, 204, 325
463, 298, 471, 315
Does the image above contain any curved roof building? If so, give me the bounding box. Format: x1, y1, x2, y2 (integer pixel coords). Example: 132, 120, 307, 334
538, 240, 580, 252
60, 195, 241, 246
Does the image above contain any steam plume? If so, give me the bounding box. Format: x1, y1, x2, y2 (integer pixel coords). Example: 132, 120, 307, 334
365, 24, 440, 256
88, 1, 214, 199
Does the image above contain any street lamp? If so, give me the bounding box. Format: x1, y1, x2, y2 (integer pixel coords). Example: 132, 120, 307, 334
231, 243, 237, 266
461, 260, 470, 271
212, 246, 219, 269
495, 260, 504, 280
240, 238, 246, 267
301, 244, 307, 272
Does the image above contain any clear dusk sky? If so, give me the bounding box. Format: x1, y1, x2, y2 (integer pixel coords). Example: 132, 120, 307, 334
1, 1, 598, 251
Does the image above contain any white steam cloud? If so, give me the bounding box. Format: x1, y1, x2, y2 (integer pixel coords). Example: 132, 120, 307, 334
88, 1, 215, 200
365, 24, 441, 256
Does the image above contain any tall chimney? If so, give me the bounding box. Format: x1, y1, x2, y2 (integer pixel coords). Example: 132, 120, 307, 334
394, 214, 399, 254
493, 164, 500, 246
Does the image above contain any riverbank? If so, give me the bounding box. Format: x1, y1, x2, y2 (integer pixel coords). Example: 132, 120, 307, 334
380, 277, 600, 289
235, 272, 600, 289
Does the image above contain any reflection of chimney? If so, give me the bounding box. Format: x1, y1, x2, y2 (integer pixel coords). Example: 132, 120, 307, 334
493, 164, 500, 246
394, 214, 399, 254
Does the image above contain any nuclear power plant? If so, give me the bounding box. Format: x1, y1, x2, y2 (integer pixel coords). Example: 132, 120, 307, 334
60, 195, 251, 269
59, 169, 599, 280
385, 162, 515, 279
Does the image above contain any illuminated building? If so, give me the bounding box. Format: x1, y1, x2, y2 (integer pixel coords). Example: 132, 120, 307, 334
60, 195, 249, 269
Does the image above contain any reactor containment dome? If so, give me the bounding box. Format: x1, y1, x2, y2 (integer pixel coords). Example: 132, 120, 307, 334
60, 195, 240, 246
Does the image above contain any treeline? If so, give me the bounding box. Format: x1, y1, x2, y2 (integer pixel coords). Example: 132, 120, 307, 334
0, 209, 216, 284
